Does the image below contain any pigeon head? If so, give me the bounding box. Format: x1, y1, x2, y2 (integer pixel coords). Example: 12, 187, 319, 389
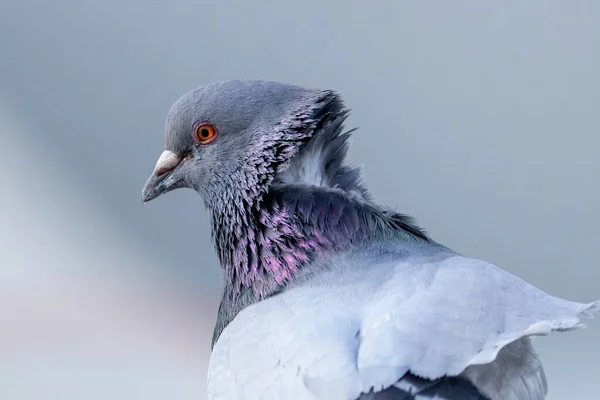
142, 80, 429, 336
142, 80, 345, 206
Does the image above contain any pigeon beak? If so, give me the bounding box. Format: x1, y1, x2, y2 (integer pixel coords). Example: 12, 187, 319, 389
142, 150, 182, 203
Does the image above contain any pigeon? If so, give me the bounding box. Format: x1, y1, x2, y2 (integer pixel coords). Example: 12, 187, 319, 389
142, 80, 599, 400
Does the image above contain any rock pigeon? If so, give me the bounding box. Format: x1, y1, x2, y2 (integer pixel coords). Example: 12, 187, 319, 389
142, 80, 599, 400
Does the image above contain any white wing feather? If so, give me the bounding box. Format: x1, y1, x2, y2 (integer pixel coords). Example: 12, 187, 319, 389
208, 255, 599, 400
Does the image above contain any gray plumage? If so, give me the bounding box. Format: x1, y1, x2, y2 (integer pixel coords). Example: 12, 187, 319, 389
141, 80, 599, 400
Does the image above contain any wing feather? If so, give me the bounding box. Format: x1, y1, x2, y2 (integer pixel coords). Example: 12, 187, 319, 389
208, 253, 599, 400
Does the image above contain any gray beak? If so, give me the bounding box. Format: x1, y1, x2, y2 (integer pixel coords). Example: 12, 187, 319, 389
142, 150, 182, 203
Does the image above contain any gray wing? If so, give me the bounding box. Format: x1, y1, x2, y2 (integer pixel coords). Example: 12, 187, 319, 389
358, 374, 485, 399
356, 335, 545, 400
207, 254, 598, 400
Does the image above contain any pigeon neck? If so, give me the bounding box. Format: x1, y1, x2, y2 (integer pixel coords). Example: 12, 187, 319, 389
208, 183, 430, 346
209, 185, 328, 299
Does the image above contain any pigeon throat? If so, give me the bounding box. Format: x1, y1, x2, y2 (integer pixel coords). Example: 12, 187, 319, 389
209, 181, 429, 300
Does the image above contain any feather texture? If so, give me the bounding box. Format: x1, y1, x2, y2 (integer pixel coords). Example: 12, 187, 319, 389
208, 244, 598, 400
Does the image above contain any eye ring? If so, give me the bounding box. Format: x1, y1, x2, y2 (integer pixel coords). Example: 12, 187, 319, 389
195, 123, 218, 144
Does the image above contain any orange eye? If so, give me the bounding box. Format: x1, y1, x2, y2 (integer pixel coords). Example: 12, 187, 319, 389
195, 123, 217, 144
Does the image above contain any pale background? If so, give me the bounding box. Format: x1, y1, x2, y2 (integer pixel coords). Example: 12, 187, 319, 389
0, 1, 598, 399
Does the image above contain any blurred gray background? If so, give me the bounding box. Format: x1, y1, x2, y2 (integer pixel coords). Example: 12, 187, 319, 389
0, 1, 598, 399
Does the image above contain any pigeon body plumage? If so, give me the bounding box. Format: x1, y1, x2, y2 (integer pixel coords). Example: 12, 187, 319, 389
142, 80, 599, 400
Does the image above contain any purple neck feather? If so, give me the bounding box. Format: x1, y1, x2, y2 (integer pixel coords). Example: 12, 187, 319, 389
210, 182, 428, 299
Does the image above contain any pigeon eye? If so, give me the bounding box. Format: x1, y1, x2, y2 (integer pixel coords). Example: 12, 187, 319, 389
195, 123, 217, 144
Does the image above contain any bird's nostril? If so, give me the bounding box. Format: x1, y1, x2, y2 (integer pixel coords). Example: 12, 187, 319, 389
153, 150, 181, 177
